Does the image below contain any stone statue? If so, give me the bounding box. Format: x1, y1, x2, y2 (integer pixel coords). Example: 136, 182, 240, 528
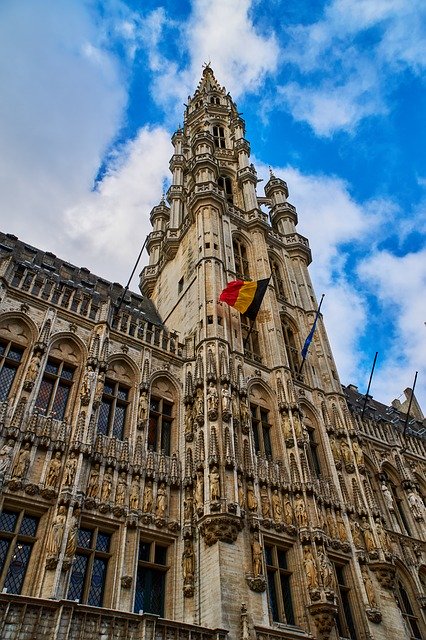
207, 382, 218, 414
184, 406, 194, 439
284, 495, 294, 525
340, 439, 351, 465
11, 442, 31, 479
210, 466, 220, 501
361, 565, 377, 609
349, 514, 364, 548
195, 472, 204, 510
156, 482, 167, 517
25, 353, 41, 384
375, 521, 390, 552
336, 512, 348, 542
238, 475, 245, 509
143, 480, 153, 512
361, 517, 376, 553
184, 486, 193, 520
63, 451, 77, 487
80, 365, 95, 401
86, 463, 100, 498
326, 509, 338, 539
304, 547, 318, 589
182, 539, 195, 582
294, 493, 308, 528
195, 388, 204, 418
293, 414, 303, 440
231, 391, 239, 421
45, 451, 62, 488
221, 383, 231, 414
240, 397, 249, 431
281, 413, 292, 440
94, 372, 105, 405
129, 475, 140, 510
46, 505, 67, 557
116, 471, 127, 505
329, 436, 340, 462
318, 550, 334, 590
101, 466, 113, 502
407, 490, 425, 520
65, 507, 80, 558
260, 485, 270, 519
352, 440, 364, 466
271, 489, 283, 523
246, 481, 258, 512
381, 482, 394, 511
252, 537, 263, 577
138, 390, 148, 426
0, 439, 14, 476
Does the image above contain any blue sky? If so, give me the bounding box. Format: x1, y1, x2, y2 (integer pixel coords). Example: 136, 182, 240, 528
0, 0, 425, 410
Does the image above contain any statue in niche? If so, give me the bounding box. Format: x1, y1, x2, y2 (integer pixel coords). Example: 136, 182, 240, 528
156, 482, 167, 517
94, 372, 105, 406
237, 475, 245, 509
352, 440, 364, 466
65, 507, 81, 558
0, 439, 15, 476
45, 451, 62, 488
116, 471, 127, 505
349, 513, 364, 548
294, 493, 308, 528
361, 517, 376, 552
129, 475, 140, 510
231, 391, 239, 422
184, 486, 193, 520
182, 539, 195, 583
340, 439, 352, 465
329, 435, 340, 462
210, 466, 220, 501
326, 508, 338, 539
195, 472, 204, 510
260, 485, 270, 519
271, 489, 283, 523
246, 481, 258, 512
407, 490, 425, 520
63, 451, 78, 487
381, 481, 394, 511
25, 352, 41, 385
80, 364, 95, 403
138, 390, 148, 426
143, 480, 154, 512
12, 442, 31, 479
318, 549, 334, 590
336, 512, 348, 542
240, 397, 250, 432
221, 383, 231, 415
100, 466, 113, 502
86, 463, 101, 498
361, 565, 378, 609
184, 406, 194, 439
375, 520, 391, 552
46, 505, 67, 558
281, 413, 292, 440
195, 388, 204, 419
293, 414, 303, 440
284, 495, 294, 525
252, 536, 263, 577
304, 547, 318, 589
207, 382, 218, 416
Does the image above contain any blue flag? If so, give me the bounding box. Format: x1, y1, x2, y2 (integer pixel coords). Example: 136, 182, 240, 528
301, 295, 324, 360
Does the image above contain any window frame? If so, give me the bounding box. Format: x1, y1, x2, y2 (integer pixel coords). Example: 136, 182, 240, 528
281, 319, 300, 374
232, 237, 250, 280
0, 339, 25, 402
34, 356, 75, 420
0, 507, 40, 595
148, 396, 174, 455
333, 562, 358, 640
97, 377, 130, 440
134, 537, 170, 616
264, 542, 295, 626
395, 580, 423, 640
269, 257, 286, 300
250, 403, 273, 457
212, 125, 226, 148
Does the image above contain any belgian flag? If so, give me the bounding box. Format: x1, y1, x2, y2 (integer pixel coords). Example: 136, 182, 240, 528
219, 278, 270, 320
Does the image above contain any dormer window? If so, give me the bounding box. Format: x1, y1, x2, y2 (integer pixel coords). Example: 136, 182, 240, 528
213, 126, 226, 148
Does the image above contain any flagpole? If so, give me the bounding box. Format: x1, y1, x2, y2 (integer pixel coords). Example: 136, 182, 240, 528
298, 294, 325, 375
243, 319, 255, 349
402, 371, 418, 438
360, 352, 378, 420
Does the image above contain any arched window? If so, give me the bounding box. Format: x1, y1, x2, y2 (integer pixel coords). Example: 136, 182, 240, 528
97, 359, 133, 440
306, 427, 321, 476
0, 317, 31, 401
395, 580, 423, 640
333, 563, 358, 639
35, 338, 81, 420
281, 318, 300, 374
265, 543, 295, 624
210, 96, 220, 105
218, 175, 233, 203
241, 315, 261, 362
250, 403, 272, 457
148, 377, 176, 456
213, 125, 226, 148
232, 237, 250, 280
269, 256, 286, 300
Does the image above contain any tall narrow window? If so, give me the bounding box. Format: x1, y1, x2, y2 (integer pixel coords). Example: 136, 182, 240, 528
242, 315, 261, 362
148, 397, 173, 455
334, 564, 357, 639
97, 379, 129, 439
264, 544, 295, 625
233, 237, 250, 279
395, 581, 422, 640
307, 428, 321, 476
213, 125, 226, 148
0, 340, 24, 401
67, 526, 112, 607
35, 358, 75, 420
134, 539, 169, 615
281, 320, 300, 374
270, 257, 286, 300
0, 508, 39, 594
251, 404, 273, 457
218, 176, 233, 203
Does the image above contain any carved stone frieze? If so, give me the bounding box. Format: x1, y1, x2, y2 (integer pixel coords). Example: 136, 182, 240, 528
199, 514, 243, 546
246, 575, 266, 592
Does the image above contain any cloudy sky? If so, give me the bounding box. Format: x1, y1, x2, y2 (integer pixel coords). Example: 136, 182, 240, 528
1, 0, 425, 410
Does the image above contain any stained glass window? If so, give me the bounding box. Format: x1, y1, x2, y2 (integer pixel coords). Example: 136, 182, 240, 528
34, 358, 75, 419
264, 544, 294, 625
134, 540, 168, 616
96, 379, 129, 440
67, 526, 111, 607
0, 340, 24, 401
148, 398, 173, 455
0, 508, 39, 595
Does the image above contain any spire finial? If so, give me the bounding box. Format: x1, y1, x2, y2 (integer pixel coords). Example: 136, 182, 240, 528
269, 166, 275, 179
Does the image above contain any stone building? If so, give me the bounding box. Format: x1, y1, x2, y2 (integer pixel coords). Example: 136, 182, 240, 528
0, 67, 425, 640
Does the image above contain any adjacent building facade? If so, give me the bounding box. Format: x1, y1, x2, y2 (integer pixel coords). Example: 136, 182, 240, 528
0, 67, 425, 640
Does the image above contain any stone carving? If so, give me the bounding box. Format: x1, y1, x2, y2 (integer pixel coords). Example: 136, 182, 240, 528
156, 482, 167, 518
45, 451, 62, 489
65, 507, 80, 560
63, 451, 77, 487
329, 436, 341, 466
246, 481, 258, 512
199, 515, 243, 546
138, 390, 148, 428
238, 475, 245, 509
129, 475, 140, 511
0, 439, 14, 476
260, 485, 270, 519
381, 482, 394, 511
94, 372, 105, 406
251, 536, 263, 577
241, 604, 250, 640
352, 440, 364, 467
221, 383, 231, 418
210, 466, 220, 501
46, 505, 67, 562
184, 486, 193, 521
294, 493, 308, 528
143, 480, 154, 513
185, 406, 194, 441
309, 602, 338, 639
271, 489, 283, 523
86, 463, 101, 498
375, 521, 391, 554
207, 382, 218, 418
101, 466, 113, 502
284, 495, 294, 525
231, 391, 239, 423
361, 565, 378, 610
340, 439, 352, 466
336, 512, 348, 542
195, 471, 204, 510
318, 550, 334, 591
304, 546, 318, 590
182, 539, 195, 597
326, 509, 338, 539
349, 513, 364, 548
407, 490, 425, 520
195, 388, 204, 423
361, 517, 377, 555
24, 352, 41, 389
281, 412, 292, 441
116, 471, 127, 506
240, 396, 250, 433
80, 365, 95, 405
11, 442, 31, 479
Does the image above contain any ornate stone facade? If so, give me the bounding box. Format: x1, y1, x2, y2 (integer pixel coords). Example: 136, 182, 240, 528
0, 67, 425, 640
